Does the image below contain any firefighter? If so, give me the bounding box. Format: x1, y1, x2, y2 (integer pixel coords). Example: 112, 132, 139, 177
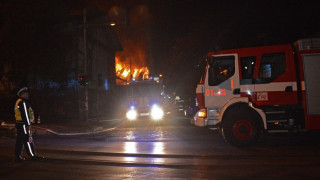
14, 87, 42, 162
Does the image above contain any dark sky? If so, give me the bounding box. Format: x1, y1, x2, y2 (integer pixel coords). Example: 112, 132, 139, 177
1, 0, 320, 96
144, 0, 320, 96
106, 0, 320, 62
152, 0, 320, 45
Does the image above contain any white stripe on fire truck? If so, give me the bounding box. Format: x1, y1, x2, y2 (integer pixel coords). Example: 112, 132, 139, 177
250, 82, 298, 92
199, 81, 304, 94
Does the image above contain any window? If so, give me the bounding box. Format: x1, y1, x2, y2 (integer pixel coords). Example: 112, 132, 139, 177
241, 56, 256, 79
198, 58, 208, 84
208, 56, 235, 86
240, 56, 256, 85
258, 53, 286, 82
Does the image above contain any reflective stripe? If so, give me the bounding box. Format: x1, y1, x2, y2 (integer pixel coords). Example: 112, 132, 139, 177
23, 125, 27, 134
231, 79, 234, 89
301, 81, 305, 91
15, 99, 23, 121
23, 102, 30, 125
27, 142, 34, 157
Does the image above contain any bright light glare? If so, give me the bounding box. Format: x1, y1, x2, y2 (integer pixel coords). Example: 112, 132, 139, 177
123, 142, 137, 162
152, 142, 165, 154
151, 105, 164, 120
126, 109, 137, 121
197, 110, 207, 118
124, 142, 137, 153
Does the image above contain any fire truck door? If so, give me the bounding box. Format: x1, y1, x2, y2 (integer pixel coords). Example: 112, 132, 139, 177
303, 54, 320, 116
205, 55, 240, 113
254, 52, 297, 106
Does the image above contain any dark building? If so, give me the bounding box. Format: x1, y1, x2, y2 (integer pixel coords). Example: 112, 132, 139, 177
72, 8, 123, 119
0, 7, 122, 122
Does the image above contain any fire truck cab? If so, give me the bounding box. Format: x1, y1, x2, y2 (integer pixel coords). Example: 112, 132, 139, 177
125, 79, 165, 121
194, 38, 320, 147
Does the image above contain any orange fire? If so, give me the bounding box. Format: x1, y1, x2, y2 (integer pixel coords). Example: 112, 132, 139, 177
115, 57, 149, 83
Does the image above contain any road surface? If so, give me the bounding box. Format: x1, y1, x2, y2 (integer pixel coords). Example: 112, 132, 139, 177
1, 116, 320, 179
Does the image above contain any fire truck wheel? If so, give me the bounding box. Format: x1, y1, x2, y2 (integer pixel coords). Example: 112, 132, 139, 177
221, 108, 261, 147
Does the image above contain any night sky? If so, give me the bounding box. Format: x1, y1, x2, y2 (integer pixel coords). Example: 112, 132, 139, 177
1, 0, 320, 98
146, 0, 320, 96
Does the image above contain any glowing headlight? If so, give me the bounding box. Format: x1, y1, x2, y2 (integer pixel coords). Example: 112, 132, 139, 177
197, 109, 207, 118
126, 109, 137, 121
151, 105, 164, 121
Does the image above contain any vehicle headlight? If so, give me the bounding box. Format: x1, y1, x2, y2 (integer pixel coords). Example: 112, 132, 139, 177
196, 109, 207, 118
126, 108, 137, 121
151, 105, 164, 121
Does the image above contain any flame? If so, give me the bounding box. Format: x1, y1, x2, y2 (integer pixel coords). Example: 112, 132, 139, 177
115, 57, 149, 82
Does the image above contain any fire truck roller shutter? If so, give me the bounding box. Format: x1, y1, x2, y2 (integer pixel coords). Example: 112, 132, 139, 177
220, 103, 263, 147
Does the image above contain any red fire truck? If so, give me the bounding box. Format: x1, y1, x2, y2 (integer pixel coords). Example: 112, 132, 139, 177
194, 38, 320, 147
125, 79, 165, 121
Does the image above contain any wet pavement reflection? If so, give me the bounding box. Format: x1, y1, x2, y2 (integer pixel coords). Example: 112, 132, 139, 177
123, 142, 137, 162
121, 125, 168, 163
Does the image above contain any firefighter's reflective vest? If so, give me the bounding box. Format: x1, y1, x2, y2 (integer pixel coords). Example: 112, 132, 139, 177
14, 98, 34, 125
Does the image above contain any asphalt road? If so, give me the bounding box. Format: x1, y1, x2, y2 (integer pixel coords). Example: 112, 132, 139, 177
1, 116, 320, 179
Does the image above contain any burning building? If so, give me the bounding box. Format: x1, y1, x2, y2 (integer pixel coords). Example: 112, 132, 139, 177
115, 57, 149, 84
110, 5, 152, 85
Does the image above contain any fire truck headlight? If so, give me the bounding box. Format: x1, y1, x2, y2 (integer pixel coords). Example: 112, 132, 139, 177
126, 109, 137, 121
151, 105, 164, 121
197, 109, 207, 118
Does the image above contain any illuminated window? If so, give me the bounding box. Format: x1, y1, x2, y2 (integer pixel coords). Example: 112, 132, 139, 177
258, 52, 286, 82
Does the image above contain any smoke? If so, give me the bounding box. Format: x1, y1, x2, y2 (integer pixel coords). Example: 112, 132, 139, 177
116, 38, 148, 68
109, 4, 151, 69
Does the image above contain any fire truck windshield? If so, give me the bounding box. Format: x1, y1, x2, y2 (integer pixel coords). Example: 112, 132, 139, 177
127, 82, 161, 106
208, 56, 235, 86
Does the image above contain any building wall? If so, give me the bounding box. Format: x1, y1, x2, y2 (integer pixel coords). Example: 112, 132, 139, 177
76, 12, 122, 119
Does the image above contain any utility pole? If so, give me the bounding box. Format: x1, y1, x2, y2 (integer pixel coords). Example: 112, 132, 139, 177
83, 8, 88, 121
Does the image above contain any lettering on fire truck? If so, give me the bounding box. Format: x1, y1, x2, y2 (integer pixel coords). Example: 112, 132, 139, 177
205, 89, 226, 96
